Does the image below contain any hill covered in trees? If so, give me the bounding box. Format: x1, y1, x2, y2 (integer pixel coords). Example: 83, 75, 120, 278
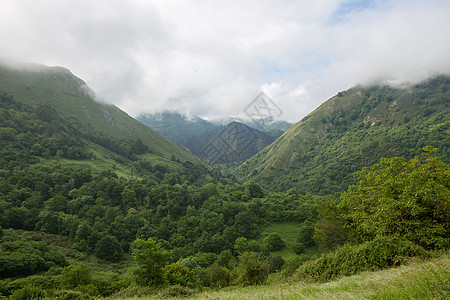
0, 64, 448, 299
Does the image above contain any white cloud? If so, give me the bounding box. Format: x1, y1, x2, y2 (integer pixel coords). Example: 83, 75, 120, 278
0, 0, 449, 122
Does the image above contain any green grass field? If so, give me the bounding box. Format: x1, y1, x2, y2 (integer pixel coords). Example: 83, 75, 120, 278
255, 222, 321, 260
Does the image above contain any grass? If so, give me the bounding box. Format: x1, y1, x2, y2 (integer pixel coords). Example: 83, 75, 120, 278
129, 253, 449, 300
256, 222, 321, 260
40, 140, 184, 179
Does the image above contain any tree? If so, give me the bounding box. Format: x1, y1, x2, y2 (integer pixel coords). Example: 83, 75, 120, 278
313, 199, 347, 250
132, 238, 170, 286
296, 220, 315, 247
339, 148, 449, 249
234, 237, 249, 254
263, 233, 284, 252
95, 235, 123, 262
60, 264, 92, 289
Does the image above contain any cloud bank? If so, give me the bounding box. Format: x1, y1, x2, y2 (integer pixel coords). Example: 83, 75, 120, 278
0, 0, 449, 122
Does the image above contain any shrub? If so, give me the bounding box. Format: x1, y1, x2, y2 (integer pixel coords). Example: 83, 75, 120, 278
9, 285, 46, 300
163, 263, 193, 287
51, 289, 92, 300
296, 221, 315, 247
293, 242, 305, 254
263, 233, 285, 252
265, 255, 285, 273
295, 236, 427, 281
281, 255, 310, 277
94, 235, 122, 262
235, 252, 268, 286
207, 264, 230, 288
60, 264, 92, 289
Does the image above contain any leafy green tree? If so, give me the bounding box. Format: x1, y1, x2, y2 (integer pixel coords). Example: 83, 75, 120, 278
60, 264, 92, 289
95, 235, 123, 262
296, 220, 315, 247
340, 148, 449, 249
313, 199, 347, 250
263, 233, 284, 252
132, 238, 170, 286
234, 237, 249, 254
163, 263, 193, 287
236, 252, 267, 286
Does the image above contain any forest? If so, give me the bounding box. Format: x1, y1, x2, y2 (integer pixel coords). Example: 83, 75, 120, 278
0, 91, 449, 299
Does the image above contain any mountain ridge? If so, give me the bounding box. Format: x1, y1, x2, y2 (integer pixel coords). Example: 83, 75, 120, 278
0, 62, 197, 165
234, 75, 450, 193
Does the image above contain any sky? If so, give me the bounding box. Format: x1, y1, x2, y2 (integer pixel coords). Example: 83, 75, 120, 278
1, 0, 450, 122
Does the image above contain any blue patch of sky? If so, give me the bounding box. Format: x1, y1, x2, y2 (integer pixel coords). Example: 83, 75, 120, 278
329, 0, 386, 24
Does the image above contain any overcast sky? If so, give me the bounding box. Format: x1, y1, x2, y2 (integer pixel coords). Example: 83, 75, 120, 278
1, 0, 449, 122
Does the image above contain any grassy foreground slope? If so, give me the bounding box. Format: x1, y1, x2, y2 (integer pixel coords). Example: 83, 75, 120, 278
0, 61, 196, 164
135, 254, 449, 300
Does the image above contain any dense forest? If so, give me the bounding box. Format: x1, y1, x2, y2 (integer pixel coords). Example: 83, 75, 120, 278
0, 79, 449, 299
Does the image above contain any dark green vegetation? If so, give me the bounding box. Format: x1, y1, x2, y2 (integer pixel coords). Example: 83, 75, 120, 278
235, 76, 450, 194
0, 63, 448, 299
138, 112, 289, 163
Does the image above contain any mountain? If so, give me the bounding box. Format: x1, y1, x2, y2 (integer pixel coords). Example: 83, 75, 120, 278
137, 112, 217, 147
187, 121, 275, 163
137, 112, 291, 163
234, 75, 450, 194
0, 61, 196, 168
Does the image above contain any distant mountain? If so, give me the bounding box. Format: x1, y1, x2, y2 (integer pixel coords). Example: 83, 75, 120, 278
188, 121, 275, 163
137, 113, 287, 163
234, 75, 450, 194
0, 61, 197, 170
137, 112, 217, 147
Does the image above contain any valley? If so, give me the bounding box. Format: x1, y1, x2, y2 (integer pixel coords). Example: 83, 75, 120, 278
0, 62, 448, 299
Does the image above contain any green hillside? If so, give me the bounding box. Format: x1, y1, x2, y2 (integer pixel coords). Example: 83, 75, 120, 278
234, 75, 450, 193
0, 62, 196, 164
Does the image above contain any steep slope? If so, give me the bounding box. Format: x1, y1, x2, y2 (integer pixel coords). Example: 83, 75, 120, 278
234, 76, 450, 194
188, 121, 275, 163
0, 61, 195, 164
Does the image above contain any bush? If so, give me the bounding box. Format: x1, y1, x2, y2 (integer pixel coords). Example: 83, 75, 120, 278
263, 233, 285, 252
51, 289, 92, 300
295, 236, 427, 281
281, 255, 310, 277
207, 264, 230, 288
235, 252, 268, 286
163, 263, 193, 287
265, 255, 285, 273
60, 264, 92, 289
293, 242, 305, 254
9, 285, 46, 300
94, 235, 122, 262
296, 221, 315, 247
